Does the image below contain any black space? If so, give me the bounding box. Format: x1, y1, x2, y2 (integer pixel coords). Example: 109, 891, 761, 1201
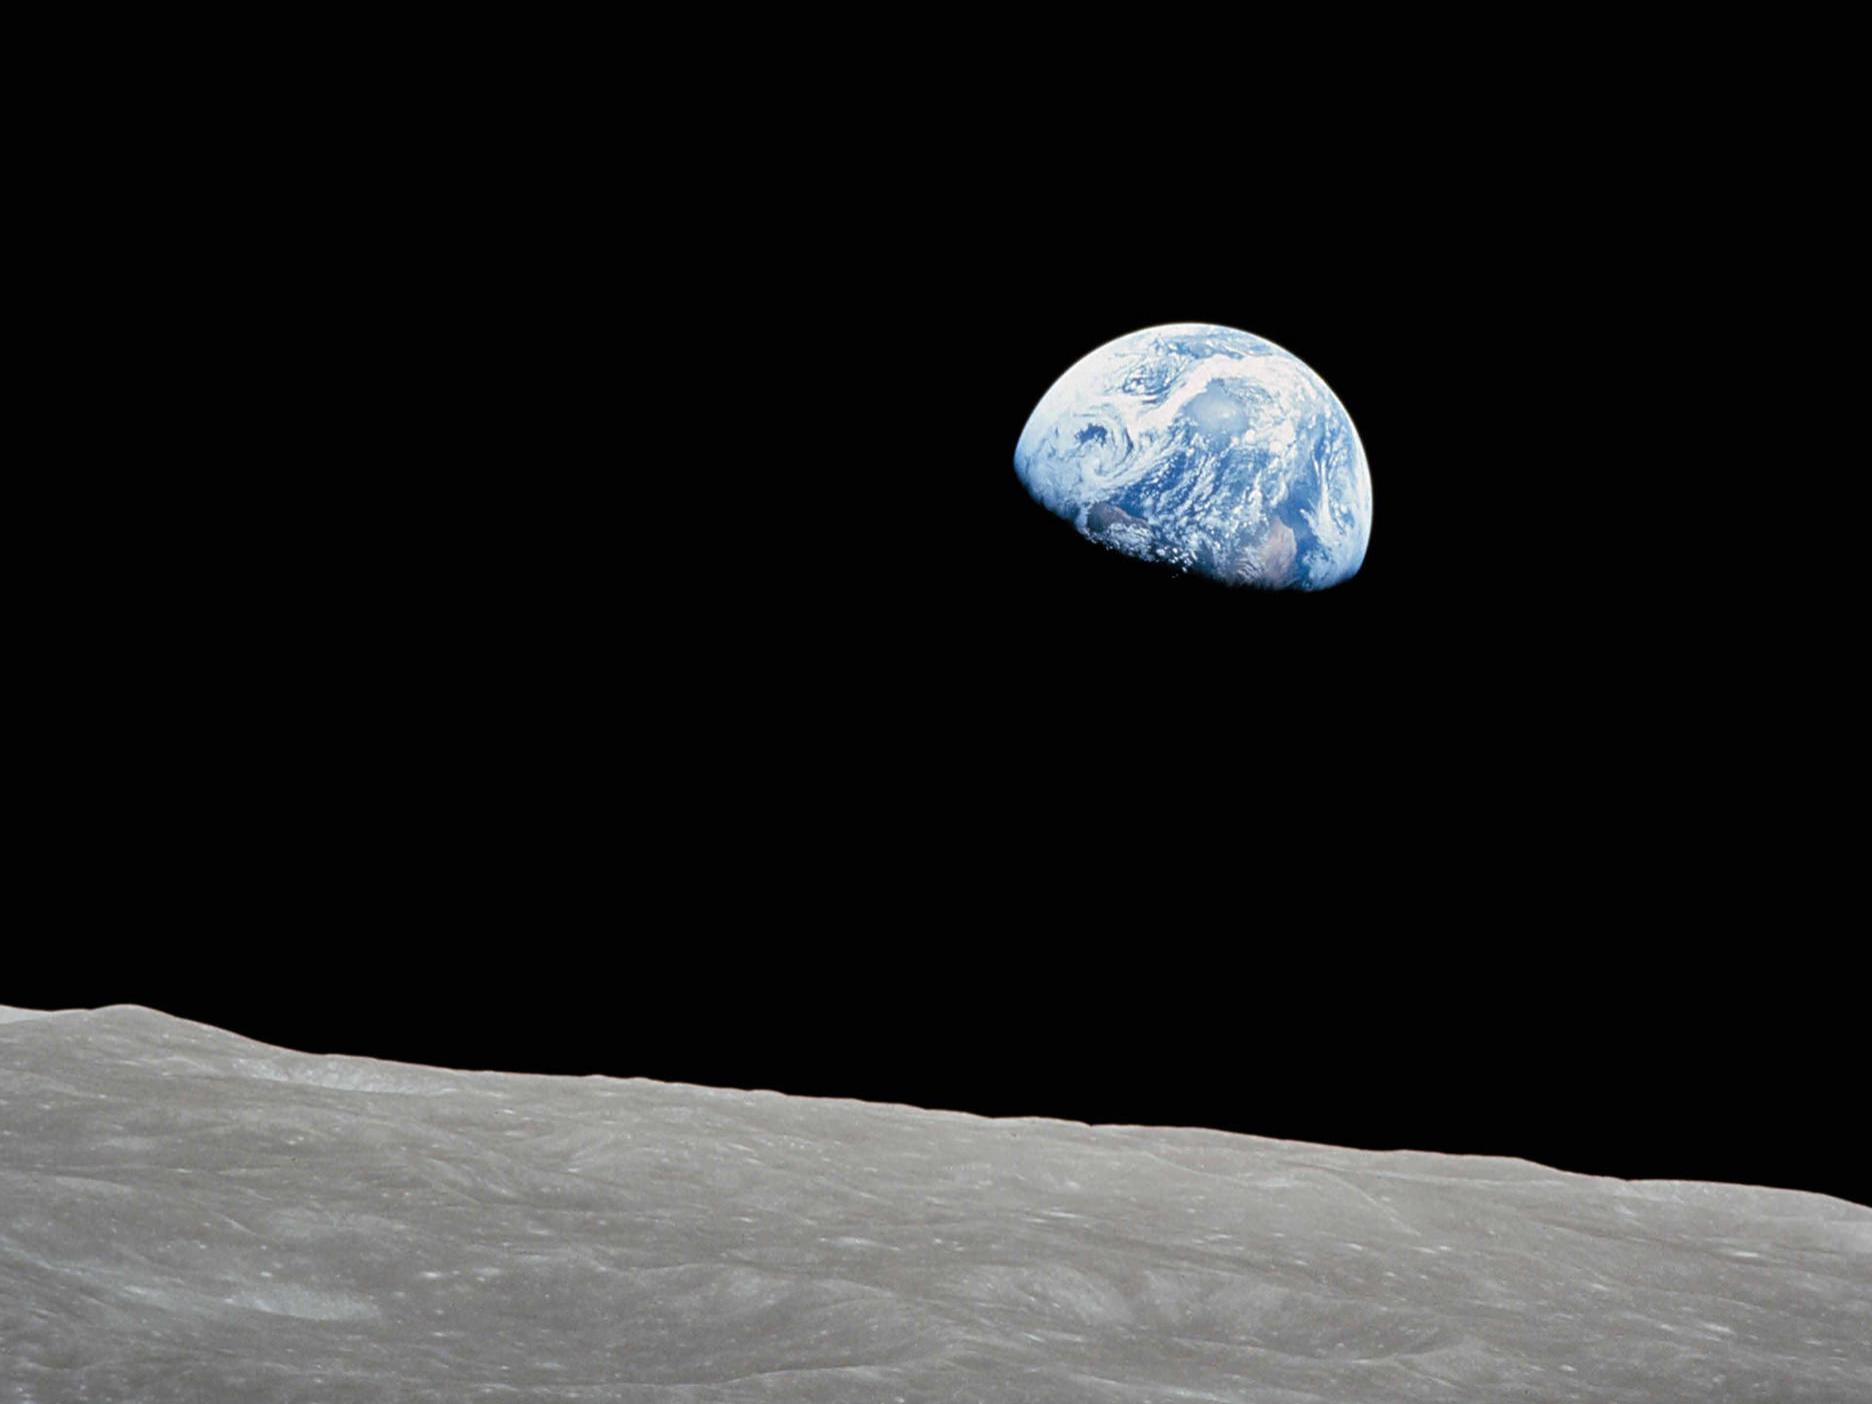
16, 53, 1862, 1207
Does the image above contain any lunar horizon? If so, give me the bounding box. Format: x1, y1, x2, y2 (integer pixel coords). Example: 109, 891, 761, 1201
2, 1005, 1866, 1401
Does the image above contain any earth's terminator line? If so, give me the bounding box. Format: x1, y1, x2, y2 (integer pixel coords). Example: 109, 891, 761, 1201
1015, 324, 1373, 589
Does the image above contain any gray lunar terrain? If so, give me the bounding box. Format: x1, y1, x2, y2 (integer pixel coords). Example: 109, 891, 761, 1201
1, 1006, 1866, 1403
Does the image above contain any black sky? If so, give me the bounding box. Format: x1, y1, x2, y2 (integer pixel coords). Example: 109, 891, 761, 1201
15, 50, 1860, 1206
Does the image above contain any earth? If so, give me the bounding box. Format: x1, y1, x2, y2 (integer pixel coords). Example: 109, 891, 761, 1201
1014, 324, 1372, 589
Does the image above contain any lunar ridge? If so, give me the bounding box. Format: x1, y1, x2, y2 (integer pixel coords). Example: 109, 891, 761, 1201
2, 1005, 1866, 1402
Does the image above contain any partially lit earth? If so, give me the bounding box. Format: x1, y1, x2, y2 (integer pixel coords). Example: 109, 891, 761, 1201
2, 1006, 1866, 1402
1014, 325, 1373, 589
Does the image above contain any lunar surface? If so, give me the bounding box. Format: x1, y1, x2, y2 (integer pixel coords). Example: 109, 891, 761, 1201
2, 1007, 1866, 1403
1014, 324, 1373, 589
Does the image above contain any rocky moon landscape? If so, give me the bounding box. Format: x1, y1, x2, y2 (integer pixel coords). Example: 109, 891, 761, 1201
1, 1005, 1866, 1402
